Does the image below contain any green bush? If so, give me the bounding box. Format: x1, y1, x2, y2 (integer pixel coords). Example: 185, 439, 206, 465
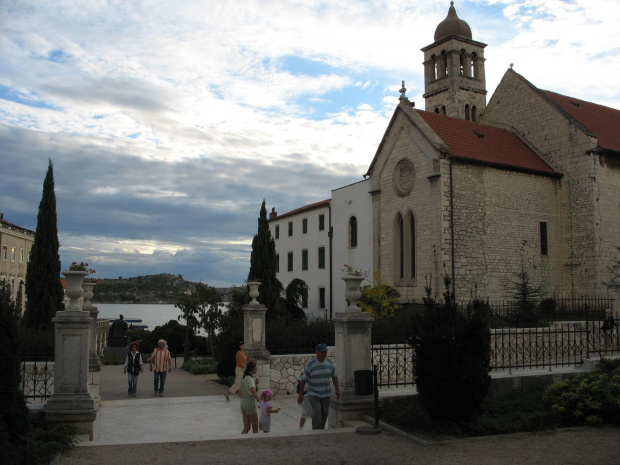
543, 370, 620, 426
183, 358, 218, 375
414, 275, 491, 423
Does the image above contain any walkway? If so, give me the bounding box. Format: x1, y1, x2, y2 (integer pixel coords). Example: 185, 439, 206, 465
53, 361, 620, 465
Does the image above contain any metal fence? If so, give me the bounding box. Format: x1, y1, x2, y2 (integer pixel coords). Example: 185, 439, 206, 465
19, 354, 54, 403
370, 297, 617, 388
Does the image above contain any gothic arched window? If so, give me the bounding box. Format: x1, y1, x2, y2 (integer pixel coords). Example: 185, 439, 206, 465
349, 216, 357, 248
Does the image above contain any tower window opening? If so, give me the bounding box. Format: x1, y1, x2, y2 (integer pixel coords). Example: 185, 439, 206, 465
442, 106, 446, 115
465, 104, 470, 121
472, 106, 477, 122
471, 52, 477, 78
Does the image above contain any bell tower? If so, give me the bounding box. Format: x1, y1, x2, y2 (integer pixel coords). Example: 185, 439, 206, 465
421, 2, 487, 121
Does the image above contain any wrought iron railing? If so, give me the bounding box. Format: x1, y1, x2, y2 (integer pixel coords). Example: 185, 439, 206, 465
20, 354, 54, 403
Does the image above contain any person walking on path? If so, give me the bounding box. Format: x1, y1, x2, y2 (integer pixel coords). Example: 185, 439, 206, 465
258, 389, 280, 433
123, 341, 144, 397
601, 308, 617, 353
225, 341, 247, 401
297, 343, 340, 430
240, 360, 261, 434
150, 339, 172, 396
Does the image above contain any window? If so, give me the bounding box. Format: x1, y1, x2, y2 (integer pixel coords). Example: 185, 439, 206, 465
288, 222, 293, 237
318, 247, 325, 269
349, 216, 357, 248
11, 247, 16, 262
275, 225, 279, 240
465, 104, 470, 121
20, 248, 24, 263
540, 222, 548, 255
302, 249, 308, 270
287, 252, 293, 271
472, 106, 477, 122
1, 245, 6, 260
394, 211, 416, 281
302, 218, 308, 234
319, 287, 326, 309
275, 254, 279, 273
319, 214, 325, 231
409, 213, 416, 278
301, 292, 308, 309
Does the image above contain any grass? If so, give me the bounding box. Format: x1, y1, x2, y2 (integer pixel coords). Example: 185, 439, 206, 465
379, 387, 561, 441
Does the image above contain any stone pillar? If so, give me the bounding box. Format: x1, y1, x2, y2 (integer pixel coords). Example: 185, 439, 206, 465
243, 282, 270, 389
45, 271, 97, 439
329, 277, 375, 428
608, 263, 620, 312
82, 282, 101, 402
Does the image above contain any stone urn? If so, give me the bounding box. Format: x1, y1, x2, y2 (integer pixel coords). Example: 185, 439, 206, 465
62, 270, 88, 312
342, 275, 365, 312
247, 281, 261, 305
82, 282, 96, 311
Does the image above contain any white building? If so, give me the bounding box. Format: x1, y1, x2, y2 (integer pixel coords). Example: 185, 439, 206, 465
269, 180, 373, 320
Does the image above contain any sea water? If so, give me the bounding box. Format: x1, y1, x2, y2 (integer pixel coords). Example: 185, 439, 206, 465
95, 303, 228, 332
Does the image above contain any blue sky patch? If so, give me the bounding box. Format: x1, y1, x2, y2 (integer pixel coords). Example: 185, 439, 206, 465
0, 85, 58, 110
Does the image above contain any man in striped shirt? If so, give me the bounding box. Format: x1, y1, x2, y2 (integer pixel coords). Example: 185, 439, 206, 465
297, 343, 340, 430
150, 339, 172, 396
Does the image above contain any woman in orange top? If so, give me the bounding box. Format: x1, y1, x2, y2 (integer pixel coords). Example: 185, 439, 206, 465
225, 341, 247, 400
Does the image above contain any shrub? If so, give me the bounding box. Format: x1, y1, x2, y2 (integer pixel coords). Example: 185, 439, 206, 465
183, 358, 218, 375
414, 274, 491, 423
359, 270, 401, 319
543, 370, 620, 426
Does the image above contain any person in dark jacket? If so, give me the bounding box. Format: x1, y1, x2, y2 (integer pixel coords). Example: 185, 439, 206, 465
123, 341, 144, 397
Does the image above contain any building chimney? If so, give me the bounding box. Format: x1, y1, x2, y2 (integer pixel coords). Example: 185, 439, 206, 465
269, 207, 277, 219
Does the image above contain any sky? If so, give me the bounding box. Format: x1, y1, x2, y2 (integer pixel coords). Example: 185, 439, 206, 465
2, 0, 619, 287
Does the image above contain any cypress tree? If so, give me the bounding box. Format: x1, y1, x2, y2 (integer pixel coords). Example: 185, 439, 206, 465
23, 159, 64, 332
248, 200, 283, 320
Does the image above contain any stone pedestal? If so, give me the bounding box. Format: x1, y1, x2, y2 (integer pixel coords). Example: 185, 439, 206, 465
46, 310, 96, 438
243, 282, 270, 389
329, 306, 375, 428
46, 271, 97, 439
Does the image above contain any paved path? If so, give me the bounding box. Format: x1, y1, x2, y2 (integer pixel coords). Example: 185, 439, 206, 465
54, 362, 620, 464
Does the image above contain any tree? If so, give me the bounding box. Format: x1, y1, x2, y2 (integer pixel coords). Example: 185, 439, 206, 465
414, 271, 491, 422
248, 200, 283, 320
0, 282, 30, 464
23, 159, 64, 333
507, 269, 542, 325
359, 270, 401, 318
175, 283, 223, 357
283, 278, 308, 321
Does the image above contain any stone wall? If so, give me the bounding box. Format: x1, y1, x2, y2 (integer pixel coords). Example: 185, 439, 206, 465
452, 164, 561, 300
269, 348, 335, 396
482, 69, 619, 295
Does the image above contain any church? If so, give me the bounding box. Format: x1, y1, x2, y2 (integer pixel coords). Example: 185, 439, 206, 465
269, 2, 620, 318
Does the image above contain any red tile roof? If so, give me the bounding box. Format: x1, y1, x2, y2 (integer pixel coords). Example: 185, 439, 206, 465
417, 110, 558, 175
269, 199, 331, 220
542, 91, 620, 153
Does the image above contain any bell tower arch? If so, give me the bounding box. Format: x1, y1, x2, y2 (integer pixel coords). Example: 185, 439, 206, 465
421, 2, 487, 120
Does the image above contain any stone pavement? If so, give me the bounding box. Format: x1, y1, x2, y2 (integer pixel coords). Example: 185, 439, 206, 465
54, 361, 620, 464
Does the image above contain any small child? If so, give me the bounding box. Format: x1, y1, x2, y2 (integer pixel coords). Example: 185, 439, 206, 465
258, 389, 280, 433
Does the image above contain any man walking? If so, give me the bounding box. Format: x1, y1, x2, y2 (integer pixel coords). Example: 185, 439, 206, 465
150, 339, 172, 396
297, 343, 340, 429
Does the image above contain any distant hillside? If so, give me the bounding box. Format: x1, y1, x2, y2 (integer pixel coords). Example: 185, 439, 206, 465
90, 273, 235, 304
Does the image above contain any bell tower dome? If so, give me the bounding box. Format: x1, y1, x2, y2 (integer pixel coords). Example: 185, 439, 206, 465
421, 2, 487, 121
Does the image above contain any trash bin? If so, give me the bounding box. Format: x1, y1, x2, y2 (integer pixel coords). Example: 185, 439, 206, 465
354, 370, 374, 396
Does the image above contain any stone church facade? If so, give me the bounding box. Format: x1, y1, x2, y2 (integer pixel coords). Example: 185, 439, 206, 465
271, 2, 620, 312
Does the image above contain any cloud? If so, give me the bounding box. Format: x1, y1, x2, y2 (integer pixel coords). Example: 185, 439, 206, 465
1, 0, 619, 284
